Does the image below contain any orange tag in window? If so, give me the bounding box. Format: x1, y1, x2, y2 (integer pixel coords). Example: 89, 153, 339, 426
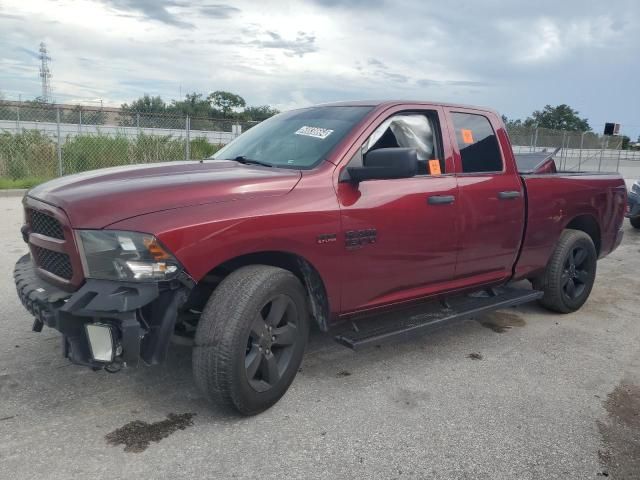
428, 159, 442, 175
461, 129, 474, 144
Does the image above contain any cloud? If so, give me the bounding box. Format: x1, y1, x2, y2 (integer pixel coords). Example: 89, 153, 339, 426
417, 79, 487, 88
199, 4, 240, 18
0, 0, 638, 137
310, 0, 386, 7
18, 47, 40, 60
250, 31, 317, 57
99, 0, 194, 28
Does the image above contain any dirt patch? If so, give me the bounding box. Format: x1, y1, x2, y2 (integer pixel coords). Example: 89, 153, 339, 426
467, 352, 483, 360
597, 382, 640, 478
479, 311, 526, 333
337, 370, 352, 377
393, 388, 430, 409
105, 413, 196, 453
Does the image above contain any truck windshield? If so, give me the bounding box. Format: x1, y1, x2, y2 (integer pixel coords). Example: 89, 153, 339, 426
211, 106, 372, 169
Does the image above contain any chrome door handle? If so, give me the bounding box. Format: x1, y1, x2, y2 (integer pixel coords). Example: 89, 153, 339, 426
428, 195, 455, 205
498, 191, 521, 200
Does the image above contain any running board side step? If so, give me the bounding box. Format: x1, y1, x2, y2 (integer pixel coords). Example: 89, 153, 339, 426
334, 287, 543, 350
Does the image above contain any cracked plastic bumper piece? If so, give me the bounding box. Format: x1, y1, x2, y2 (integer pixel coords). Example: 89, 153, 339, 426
14, 254, 189, 368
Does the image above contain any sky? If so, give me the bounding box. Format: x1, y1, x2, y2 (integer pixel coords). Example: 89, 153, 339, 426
1, 0, 639, 138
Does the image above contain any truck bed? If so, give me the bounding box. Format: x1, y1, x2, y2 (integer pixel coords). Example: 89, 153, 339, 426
514, 171, 627, 280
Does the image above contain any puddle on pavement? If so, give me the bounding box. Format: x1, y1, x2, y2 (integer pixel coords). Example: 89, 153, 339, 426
479, 311, 525, 333
105, 412, 196, 453
597, 382, 640, 478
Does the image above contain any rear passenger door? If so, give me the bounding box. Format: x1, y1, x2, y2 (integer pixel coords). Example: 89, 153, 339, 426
445, 109, 525, 284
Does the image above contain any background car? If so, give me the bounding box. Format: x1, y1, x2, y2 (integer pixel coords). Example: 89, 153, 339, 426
628, 180, 640, 229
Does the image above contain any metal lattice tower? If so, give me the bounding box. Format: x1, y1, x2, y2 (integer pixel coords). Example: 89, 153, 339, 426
39, 42, 53, 102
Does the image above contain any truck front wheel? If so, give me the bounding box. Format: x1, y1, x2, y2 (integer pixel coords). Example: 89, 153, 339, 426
535, 229, 597, 314
630, 217, 640, 229
193, 265, 310, 415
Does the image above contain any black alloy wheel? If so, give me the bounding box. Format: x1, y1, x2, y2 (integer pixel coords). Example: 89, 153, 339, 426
245, 294, 299, 392
561, 245, 593, 301
536, 229, 597, 313
193, 265, 310, 415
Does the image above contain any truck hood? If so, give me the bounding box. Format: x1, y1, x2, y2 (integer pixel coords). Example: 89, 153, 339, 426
27, 160, 302, 228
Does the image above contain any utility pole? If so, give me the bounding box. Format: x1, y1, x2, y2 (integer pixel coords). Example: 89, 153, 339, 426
39, 42, 53, 102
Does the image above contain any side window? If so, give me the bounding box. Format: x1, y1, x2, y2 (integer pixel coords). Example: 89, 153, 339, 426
362, 112, 445, 175
451, 112, 503, 173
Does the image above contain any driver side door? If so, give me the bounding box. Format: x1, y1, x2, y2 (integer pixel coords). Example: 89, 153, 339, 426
336, 106, 460, 313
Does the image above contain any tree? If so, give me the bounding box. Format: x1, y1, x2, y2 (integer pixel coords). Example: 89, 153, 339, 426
121, 95, 167, 114
169, 93, 215, 118
501, 114, 523, 130
242, 105, 280, 121
62, 105, 106, 125
621, 135, 630, 150
208, 91, 246, 118
523, 104, 591, 132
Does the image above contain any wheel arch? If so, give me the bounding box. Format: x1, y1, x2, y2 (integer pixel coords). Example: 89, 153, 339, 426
564, 214, 601, 255
189, 251, 331, 332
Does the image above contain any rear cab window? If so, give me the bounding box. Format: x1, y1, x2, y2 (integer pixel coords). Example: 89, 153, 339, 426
450, 112, 503, 173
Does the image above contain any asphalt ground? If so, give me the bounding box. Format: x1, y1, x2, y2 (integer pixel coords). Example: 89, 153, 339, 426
0, 195, 639, 479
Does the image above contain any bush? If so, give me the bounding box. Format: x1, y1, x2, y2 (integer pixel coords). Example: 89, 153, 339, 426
0, 176, 50, 189
0, 130, 57, 179
0, 130, 225, 183
62, 134, 131, 173
191, 137, 222, 159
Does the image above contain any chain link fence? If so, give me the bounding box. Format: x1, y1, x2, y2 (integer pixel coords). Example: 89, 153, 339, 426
0, 101, 257, 183
0, 101, 638, 185
507, 126, 639, 179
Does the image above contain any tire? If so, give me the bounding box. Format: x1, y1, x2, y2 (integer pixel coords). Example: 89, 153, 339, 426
631, 217, 640, 229
193, 265, 310, 416
536, 229, 597, 314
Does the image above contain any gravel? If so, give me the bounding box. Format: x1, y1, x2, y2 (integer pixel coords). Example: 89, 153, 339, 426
1, 195, 638, 479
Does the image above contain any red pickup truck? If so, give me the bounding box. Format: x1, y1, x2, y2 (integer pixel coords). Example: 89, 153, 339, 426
14, 101, 626, 415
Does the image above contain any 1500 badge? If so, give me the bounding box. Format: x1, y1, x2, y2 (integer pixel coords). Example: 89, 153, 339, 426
345, 229, 377, 249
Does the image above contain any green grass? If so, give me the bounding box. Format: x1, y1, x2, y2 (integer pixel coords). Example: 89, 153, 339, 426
0, 176, 50, 189
0, 131, 224, 181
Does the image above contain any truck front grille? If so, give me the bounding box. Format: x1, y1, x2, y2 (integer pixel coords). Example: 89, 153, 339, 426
29, 210, 64, 240
32, 246, 73, 280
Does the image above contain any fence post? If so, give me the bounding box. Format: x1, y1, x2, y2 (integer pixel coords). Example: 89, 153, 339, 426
560, 131, 567, 170
56, 107, 63, 176
16, 104, 20, 129
185, 115, 190, 161
598, 136, 608, 172
577, 131, 585, 171
79, 107, 82, 134
136, 113, 140, 131
533, 127, 538, 151
529, 129, 534, 152
615, 140, 623, 173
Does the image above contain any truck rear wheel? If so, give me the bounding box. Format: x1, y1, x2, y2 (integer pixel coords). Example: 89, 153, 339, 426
536, 229, 597, 314
193, 265, 310, 415
631, 217, 640, 229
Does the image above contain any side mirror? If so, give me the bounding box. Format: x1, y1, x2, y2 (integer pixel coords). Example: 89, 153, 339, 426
346, 148, 418, 183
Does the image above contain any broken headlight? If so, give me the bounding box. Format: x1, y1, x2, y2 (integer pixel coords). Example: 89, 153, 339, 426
76, 230, 182, 282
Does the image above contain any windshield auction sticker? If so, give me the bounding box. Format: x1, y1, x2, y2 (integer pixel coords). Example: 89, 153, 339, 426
295, 126, 334, 139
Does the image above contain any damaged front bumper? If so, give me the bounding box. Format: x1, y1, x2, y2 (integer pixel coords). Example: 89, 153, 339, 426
14, 254, 190, 369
